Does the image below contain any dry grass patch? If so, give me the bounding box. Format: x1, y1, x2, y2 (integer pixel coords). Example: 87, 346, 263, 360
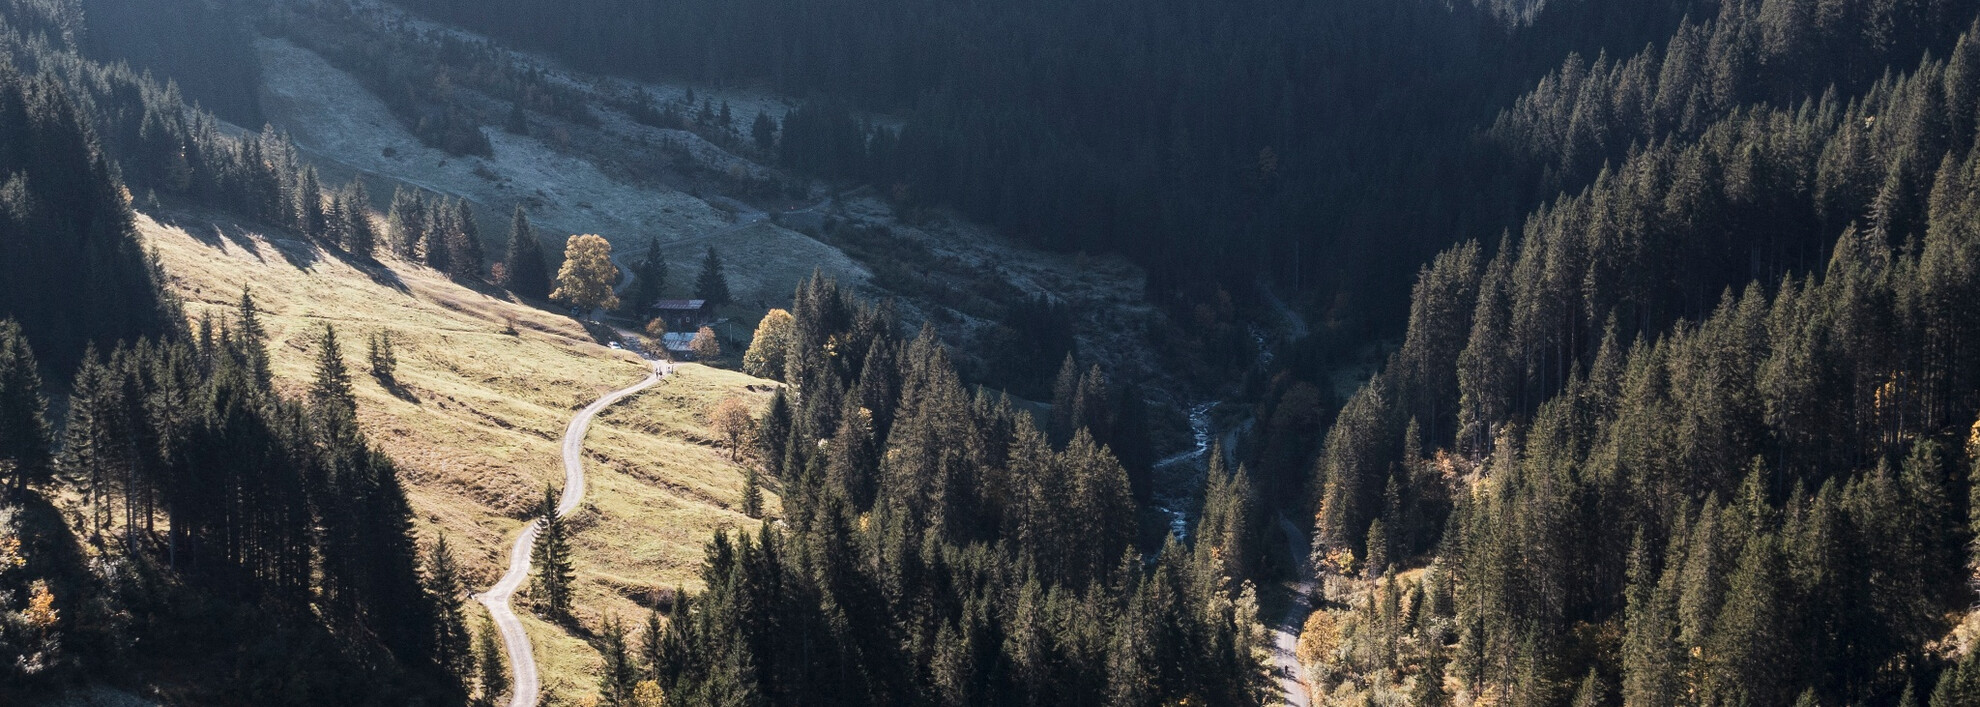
141, 211, 776, 702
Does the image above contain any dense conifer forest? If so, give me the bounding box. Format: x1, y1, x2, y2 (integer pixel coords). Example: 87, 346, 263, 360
4, 0, 1980, 704
671, 275, 1267, 705
0, 2, 471, 701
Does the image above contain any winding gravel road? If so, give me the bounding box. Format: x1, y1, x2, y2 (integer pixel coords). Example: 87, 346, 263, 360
475, 358, 670, 707
1271, 512, 1318, 707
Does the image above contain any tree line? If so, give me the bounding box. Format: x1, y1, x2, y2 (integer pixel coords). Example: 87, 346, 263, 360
1254, 9, 1980, 706
634, 274, 1269, 705
384, 0, 1980, 337
0, 296, 475, 703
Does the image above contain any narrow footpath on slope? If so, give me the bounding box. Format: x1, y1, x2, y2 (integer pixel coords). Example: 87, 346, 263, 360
474, 357, 669, 707
1270, 512, 1318, 707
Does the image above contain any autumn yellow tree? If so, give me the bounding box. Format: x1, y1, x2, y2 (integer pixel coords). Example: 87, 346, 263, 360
643, 318, 670, 358
690, 326, 722, 361
550, 234, 620, 313
708, 395, 755, 461
741, 308, 794, 380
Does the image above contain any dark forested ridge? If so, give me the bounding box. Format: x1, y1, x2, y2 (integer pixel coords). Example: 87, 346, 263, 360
78, 0, 265, 126
6, 0, 1980, 703
655, 275, 1268, 705
1248, 8, 1980, 707
393, 0, 1979, 335
0, 3, 471, 702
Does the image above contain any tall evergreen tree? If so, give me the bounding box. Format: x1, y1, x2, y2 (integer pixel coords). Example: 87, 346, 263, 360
756, 388, 792, 475
426, 533, 474, 680
751, 110, 777, 151
234, 289, 273, 388
622, 237, 668, 315
531, 484, 575, 619
501, 206, 550, 299
368, 331, 398, 387
695, 246, 730, 306
0, 319, 50, 493
478, 617, 509, 706
600, 614, 640, 706
310, 324, 357, 425
741, 466, 763, 519
449, 199, 484, 280
342, 179, 377, 257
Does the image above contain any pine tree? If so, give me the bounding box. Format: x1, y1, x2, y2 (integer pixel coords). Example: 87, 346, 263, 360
426, 533, 473, 680
342, 179, 377, 257
622, 237, 668, 316
450, 199, 484, 280
752, 110, 777, 151
1571, 667, 1606, 707
641, 607, 666, 677
310, 324, 357, 424
426, 203, 457, 274
1364, 517, 1391, 578
531, 484, 575, 619
695, 246, 731, 306
502, 206, 550, 299
369, 331, 398, 387
477, 617, 509, 706
294, 165, 325, 240
0, 319, 51, 493
600, 615, 640, 706
389, 187, 428, 258
757, 388, 792, 475
1413, 642, 1449, 706
236, 289, 272, 387
741, 466, 763, 519
1049, 354, 1079, 443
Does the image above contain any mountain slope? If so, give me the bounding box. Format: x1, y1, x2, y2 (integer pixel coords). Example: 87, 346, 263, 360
141, 209, 777, 703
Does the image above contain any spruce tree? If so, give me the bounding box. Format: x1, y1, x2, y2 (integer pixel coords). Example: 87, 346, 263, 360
426, 203, 457, 274
1049, 354, 1079, 443
478, 617, 509, 706
236, 289, 273, 387
426, 533, 474, 680
450, 199, 484, 280
694, 246, 730, 306
641, 607, 666, 677
310, 324, 357, 424
531, 484, 575, 619
599, 614, 640, 706
501, 206, 550, 300
741, 466, 763, 519
622, 238, 668, 316
752, 110, 777, 151
1364, 517, 1391, 578
295, 166, 325, 240
1570, 667, 1606, 707
343, 179, 377, 257
505, 102, 529, 135
757, 388, 792, 476
389, 187, 428, 258
0, 319, 51, 493
369, 331, 398, 387
1413, 642, 1449, 706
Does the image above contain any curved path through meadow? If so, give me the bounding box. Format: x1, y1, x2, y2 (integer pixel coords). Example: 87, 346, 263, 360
475, 358, 669, 707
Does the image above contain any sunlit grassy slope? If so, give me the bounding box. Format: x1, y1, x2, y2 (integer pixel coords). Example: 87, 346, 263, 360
140, 210, 778, 702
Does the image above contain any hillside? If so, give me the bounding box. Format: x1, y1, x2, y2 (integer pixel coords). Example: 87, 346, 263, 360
140, 208, 776, 702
